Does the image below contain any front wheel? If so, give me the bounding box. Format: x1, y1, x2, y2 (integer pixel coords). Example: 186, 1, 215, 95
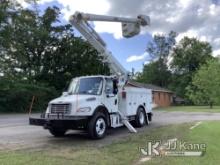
49, 128, 66, 137
87, 112, 107, 139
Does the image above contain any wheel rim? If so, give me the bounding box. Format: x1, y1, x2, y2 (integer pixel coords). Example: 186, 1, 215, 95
95, 117, 106, 136
139, 111, 145, 124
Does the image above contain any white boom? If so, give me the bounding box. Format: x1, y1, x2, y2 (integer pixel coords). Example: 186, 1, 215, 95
69, 12, 150, 82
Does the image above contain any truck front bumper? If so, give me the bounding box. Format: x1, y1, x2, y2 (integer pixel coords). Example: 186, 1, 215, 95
29, 114, 89, 130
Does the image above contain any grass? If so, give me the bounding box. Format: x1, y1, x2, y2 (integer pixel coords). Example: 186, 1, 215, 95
156, 106, 220, 112
0, 121, 220, 165
147, 121, 220, 165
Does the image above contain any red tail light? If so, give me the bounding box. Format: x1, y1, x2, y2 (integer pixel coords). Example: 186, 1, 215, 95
122, 91, 126, 99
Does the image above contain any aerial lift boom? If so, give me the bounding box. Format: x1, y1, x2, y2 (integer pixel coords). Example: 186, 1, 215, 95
69, 12, 150, 83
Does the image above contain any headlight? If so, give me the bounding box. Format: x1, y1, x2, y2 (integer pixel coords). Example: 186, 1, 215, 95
76, 107, 91, 113
46, 105, 50, 113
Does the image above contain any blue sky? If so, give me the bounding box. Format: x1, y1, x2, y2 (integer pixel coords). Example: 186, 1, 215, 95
100, 33, 152, 72
19, 0, 220, 72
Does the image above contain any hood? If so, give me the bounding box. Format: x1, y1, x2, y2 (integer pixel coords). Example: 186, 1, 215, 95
49, 94, 97, 104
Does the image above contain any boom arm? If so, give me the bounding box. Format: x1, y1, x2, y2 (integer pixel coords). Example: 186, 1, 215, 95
69, 12, 150, 81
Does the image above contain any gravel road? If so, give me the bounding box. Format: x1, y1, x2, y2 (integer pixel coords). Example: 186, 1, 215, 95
1, 111, 220, 151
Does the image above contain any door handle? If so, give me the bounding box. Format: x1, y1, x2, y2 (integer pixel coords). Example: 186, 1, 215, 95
115, 99, 117, 105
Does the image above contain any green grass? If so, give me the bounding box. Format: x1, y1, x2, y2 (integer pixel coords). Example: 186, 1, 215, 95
156, 106, 220, 112
147, 121, 220, 165
0, 122, 219, 165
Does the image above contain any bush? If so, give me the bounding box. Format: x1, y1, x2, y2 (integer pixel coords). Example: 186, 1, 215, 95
0, 80, 59, 113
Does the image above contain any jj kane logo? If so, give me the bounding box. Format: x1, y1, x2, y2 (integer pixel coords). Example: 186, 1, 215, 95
140, 140, 206, 157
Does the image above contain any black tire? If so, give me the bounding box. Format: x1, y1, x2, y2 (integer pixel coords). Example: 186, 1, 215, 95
87, 112, 107, 139
135, 107, 146, 127
49, 128, 66, 137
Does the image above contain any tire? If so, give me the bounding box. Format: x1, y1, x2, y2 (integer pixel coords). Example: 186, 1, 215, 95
135, 107, 146, 127
87, 112, 107, 139
49, 128, 66, 137
146, 113, 150, 125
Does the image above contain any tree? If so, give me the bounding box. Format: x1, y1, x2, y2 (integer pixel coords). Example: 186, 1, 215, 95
0, 1, 21, 74
0, 3, 110, 112
136, 31, 176, 87
186, 59, 220, 108
170, 37, 213, 98
136, 60, 171, 87
147, 31, 177, 62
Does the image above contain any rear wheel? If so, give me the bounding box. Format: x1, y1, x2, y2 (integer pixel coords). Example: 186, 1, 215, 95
49, 128, 66, 137
88, 112, 107, 139
135, 107, 146, 127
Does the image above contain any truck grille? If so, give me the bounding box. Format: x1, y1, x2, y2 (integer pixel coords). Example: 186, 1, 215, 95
50, 104, 70, 114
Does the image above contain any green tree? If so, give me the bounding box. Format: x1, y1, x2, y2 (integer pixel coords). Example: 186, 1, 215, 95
186, 59, 220, 108
170, 37, 213, 98
136, 31, 176, 87
0, 3, 110, 112
147, 31, 177, 62
0, 0, 21, 74
136, 60, 171, 87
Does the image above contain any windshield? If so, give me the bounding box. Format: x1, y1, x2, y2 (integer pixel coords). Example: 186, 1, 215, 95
67, 77, 103, 95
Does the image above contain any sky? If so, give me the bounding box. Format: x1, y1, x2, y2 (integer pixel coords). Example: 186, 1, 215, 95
17, 0, 220, 72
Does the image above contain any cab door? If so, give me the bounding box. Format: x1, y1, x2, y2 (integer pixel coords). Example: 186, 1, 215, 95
103, 78, 118, 113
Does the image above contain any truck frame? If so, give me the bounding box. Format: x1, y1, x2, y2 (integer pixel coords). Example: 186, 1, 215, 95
29, 12, 152, 139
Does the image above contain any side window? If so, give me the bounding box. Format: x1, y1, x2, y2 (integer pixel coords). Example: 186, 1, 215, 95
112, 78, 118, 94
105, 79, 114, 95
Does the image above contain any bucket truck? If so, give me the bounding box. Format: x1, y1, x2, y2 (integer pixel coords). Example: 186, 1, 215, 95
29, 12, 152, 139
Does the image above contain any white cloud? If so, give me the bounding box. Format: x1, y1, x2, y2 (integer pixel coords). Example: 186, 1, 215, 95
179, 0, 192, 8
17, 0, 220, 55
16, 0, 29, 8
93, 22, 122, 39
57, 0, 110, 20
144, 61, 150, 65
209, 4, 217, 15
176, 29, 198, 42
213, 49, 220, 57
126, 52, 148, 62
107, 0, 220, 55
37, 0, 54, 4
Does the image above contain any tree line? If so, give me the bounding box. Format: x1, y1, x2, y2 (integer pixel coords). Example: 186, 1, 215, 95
136, 31, 220, 108
0, 1, 109, 112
